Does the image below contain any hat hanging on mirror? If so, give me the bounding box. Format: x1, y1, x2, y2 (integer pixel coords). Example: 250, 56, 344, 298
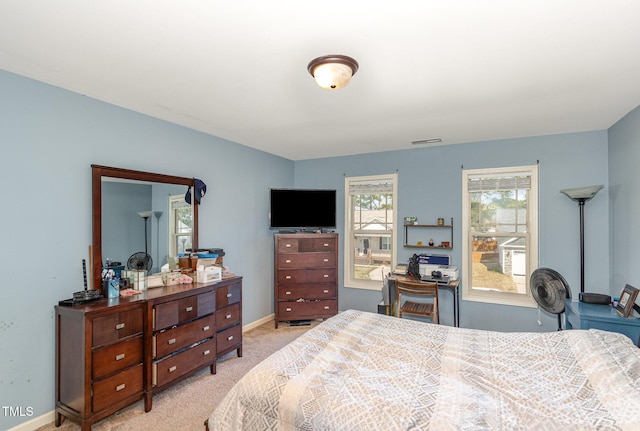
185, 178, 207, 205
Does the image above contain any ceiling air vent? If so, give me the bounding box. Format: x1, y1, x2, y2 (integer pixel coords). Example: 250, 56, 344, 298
411, 138, 442, 145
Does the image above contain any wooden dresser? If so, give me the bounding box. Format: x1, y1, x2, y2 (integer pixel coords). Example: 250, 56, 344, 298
55, 276, 242, 430
274, 233, 338, 328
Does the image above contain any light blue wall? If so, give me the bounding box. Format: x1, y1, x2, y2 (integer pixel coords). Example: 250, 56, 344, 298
295, 131, 610, 330
609, 104, 640, 294
0, 69, 293, 429
102, 182, 152, 267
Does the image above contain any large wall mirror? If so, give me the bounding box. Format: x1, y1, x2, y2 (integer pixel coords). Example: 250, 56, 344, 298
92, 165, 199, 293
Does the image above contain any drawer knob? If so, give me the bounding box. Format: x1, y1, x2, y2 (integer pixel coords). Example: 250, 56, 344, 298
203, 350, 210, 356
115, 323, 125, 330
203, 325, 210, 331
324, 306, 330, 310
285, 244, 291, 248
286, 307, 292, 312
285, 291, 291, 295
285, 275, 292, 280
323, 289, 329, 294
323, 243, 329, 247
226, 293, 232, 298
115, 353, 125, 361
227, 335, 234, 341
285, 259, 291, 263
169, 365, 177, 373
225, 314, 232, 319
323, 274, 329, 278
168, 338, 176, 345
323, 258, 329, 262
185, 306, 193, 312
116, 384, 126, 392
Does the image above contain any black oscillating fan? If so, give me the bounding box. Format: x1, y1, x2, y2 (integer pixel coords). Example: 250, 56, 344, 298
127, 252, 153, 271
530, 267, 571, 331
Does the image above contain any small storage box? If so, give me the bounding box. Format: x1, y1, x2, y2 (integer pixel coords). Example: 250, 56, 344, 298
197, 266, 222, 284
162, 272, 181, 286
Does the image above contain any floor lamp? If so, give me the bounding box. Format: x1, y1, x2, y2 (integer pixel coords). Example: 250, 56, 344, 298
137, 211, 153, 254
154, 211, 164, 269
560, 185, 604, 302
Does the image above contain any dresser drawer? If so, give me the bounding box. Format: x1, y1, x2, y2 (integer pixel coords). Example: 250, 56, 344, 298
298, 237, 336, 252
277, 237, 337, 253
277, 252, 335, 268
154, 292, 215, 330
278, 300, 337, 318
277, 268, 336, 284
216, 302, 241, 330
92, 363, 143, 413
217, 324, 242, 355
216, 282, 241, 309
92, 308, 143, 347
153, 314, 215, 359
277, 284, 336, 301
93, 336, 143, 380
152, 338, 216, 387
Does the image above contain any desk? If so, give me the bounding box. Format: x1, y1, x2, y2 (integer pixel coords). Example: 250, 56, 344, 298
388, 275, 460, 327
565, 299, 640, 344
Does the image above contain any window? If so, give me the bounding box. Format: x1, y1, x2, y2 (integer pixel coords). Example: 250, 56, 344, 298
344, 174, 397, 290
169, 194, 192, 257
461, 166, 538, 307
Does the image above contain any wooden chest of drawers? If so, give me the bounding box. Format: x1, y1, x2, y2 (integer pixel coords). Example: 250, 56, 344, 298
56, 276, 243, 430
274, 233, 338, 328
55, 302, 145, 431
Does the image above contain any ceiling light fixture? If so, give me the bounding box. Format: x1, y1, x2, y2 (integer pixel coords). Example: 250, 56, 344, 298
307, 55, 359, 90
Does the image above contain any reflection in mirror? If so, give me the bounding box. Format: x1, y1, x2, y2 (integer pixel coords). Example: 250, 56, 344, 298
92, 165, 198, 293
101, 179, 192, 274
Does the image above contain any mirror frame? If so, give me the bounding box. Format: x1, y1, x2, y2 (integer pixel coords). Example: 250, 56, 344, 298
92, 164, 199, 294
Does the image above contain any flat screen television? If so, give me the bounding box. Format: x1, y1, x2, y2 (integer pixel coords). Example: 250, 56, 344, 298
269, 188, 336, 230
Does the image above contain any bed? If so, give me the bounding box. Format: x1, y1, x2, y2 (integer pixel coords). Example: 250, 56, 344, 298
207, 309, 640, 430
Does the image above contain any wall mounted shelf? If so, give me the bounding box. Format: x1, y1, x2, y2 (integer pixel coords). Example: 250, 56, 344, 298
404, 218, 453, 249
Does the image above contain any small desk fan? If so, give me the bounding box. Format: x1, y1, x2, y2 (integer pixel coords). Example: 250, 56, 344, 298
530, 267, 571, 331
127, 252, 153, 271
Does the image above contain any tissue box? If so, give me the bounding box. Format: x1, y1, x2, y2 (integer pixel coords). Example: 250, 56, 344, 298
147, 274, 163, 288
197, 266, 222, 284
162, 272, 181, 286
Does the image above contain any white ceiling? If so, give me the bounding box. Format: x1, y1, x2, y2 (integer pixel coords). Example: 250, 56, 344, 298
1, 1, 639, 160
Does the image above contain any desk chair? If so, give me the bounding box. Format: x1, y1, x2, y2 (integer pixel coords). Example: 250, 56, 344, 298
396, 279, 439, 324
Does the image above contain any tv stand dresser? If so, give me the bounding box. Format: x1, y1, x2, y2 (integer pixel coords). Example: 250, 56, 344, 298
274, 233, 338, 328
55, 276, 242, 431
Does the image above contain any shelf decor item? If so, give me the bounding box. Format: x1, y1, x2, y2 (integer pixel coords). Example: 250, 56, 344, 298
404, 216, 418, 225
616, 284, 639, 318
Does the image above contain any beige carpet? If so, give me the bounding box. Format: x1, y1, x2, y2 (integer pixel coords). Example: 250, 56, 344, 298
38, 320, 314, 431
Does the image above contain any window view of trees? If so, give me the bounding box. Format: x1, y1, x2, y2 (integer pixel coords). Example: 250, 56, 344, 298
352, 192, 393, 281
345, 174, 397, 289
469, 180, 529, 294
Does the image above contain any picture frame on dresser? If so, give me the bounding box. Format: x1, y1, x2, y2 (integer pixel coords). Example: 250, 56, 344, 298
616, 284, 639, 318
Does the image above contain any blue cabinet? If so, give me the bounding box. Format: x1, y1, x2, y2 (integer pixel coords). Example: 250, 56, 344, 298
565, 299, 640, 344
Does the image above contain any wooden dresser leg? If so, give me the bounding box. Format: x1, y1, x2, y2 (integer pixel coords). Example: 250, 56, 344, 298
237, 346, 243, 357
144, 393, 153, 412
210, 361, 216, 374
55, 411, 63, 427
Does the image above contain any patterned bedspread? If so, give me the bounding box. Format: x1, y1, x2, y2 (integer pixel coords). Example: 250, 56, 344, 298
208, 309, 640, 430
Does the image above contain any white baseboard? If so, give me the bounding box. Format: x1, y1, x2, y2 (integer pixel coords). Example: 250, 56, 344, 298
8, 314, 275, 431
243, 313, 274, 332
6, 410, 55, 431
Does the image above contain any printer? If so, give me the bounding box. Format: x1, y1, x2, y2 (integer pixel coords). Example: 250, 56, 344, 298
419, 264, 459, 281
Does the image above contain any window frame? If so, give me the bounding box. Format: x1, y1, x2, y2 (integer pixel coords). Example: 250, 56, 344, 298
168, 194, 193, 257
344, 173, 398, 290
461, 165, 538, 307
